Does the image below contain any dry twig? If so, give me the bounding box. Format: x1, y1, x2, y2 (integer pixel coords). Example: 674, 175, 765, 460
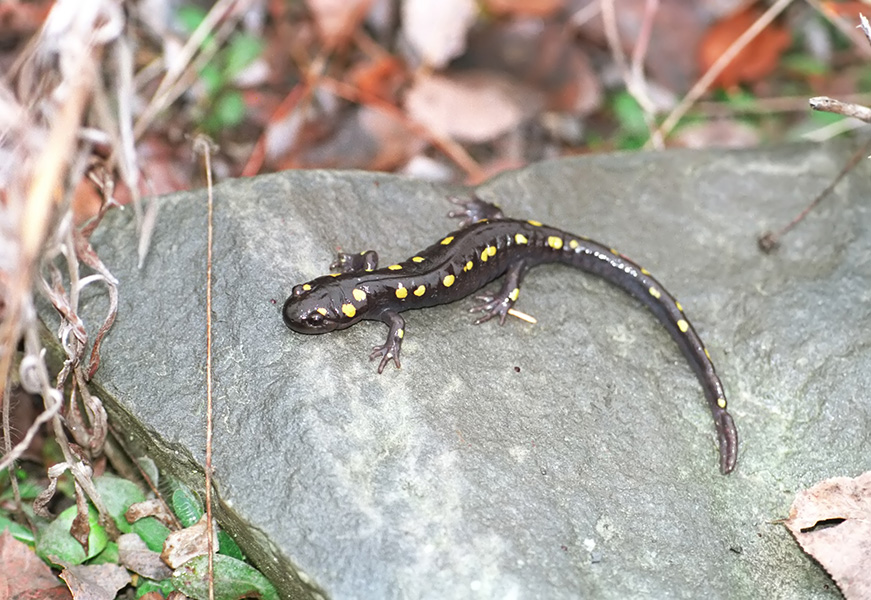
193, 133, 218, 600
654, 0, 795, 142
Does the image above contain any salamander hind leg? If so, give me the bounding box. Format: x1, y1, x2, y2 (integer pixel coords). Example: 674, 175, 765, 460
447, 195, 505, 228
470, 261, 527, 325
369, 311, 406, 373
330, 250, 379, 274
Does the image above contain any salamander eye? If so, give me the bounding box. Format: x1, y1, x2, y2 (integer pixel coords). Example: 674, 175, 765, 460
305, 312, 325, 327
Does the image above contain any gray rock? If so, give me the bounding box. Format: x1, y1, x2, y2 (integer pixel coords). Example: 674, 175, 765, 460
63, 141, 869, 598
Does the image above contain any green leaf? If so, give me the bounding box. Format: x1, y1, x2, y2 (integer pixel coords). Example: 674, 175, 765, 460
781, 53, 829, 76
172, 487, 203, 528
207, 92, 246, 131
0, 513, 35, 545
0, 468, 43, 501
136, 577, 177, 598
809, 109, 844, 125
612, 91, 647, 135
94, 474, 146, 534
719, 88, 757, 111
36, 504, 108, 566
89, 540, 119, 564
224, 34, 264, 79
218, 530, 244, 560
131, 516, 171, 553
171, 554, 278, 600
200, 63, 224, 97
176, 4, 208, 34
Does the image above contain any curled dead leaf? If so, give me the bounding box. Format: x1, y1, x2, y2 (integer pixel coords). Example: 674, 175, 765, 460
118, 533, 172, 581
126, 498, 177, 528
784, 471, 871, 600
404, 70, 543, 143
161, 514, 217, 570
401, 0, 479, 68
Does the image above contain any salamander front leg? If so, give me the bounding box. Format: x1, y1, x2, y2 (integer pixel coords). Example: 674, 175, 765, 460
330, 250, 379, 274
448, 195, 505, 227
370, 311, 406, 373
470, 261, 528, 325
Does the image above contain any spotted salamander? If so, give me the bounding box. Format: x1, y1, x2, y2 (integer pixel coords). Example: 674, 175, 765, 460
283, 197, 738, 474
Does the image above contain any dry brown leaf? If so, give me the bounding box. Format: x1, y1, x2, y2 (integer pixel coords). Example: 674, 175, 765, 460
0, 530, 64, 595
126, 498, 176, 528
784, 471, 871, 600
672, 120, 760, 149
483, 0, 565, 18
305, 0, 373, 49
404, 71, 543, 143
59, 563, 130, 600
698, 5, 792, 89
161, 514, 217, 569
118, 533, 172, 581
401, 0, 479, 68
292, 105, 422, 171
348, 55, 409, 103
546, 46, 602, 116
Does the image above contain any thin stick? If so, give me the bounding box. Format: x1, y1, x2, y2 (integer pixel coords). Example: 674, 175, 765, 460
809, 96, 871, 123
758, 138, 871, 252
601, 0, 663, 148
654, 0, 795, 142
194, 135, 217, 600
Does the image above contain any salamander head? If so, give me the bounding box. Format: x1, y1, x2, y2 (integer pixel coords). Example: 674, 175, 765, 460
282, 278, 365, 334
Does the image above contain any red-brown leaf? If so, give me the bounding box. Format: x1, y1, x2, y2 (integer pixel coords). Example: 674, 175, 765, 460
698, 5, 792, 89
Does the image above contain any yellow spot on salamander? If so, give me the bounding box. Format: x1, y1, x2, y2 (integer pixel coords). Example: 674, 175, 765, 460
648, 287, 661, 299
547, 236, 563, 250
704, 348, 711, 360
509, 288, 520, 302
464, 261, 474, 272
515, 233, 528, 245
528, 220, 542, 227
717, 397, 727, 409
569, 239, 579, 249
302, 284, 311, 291
677, 319, 689, 333
609, 248, 619, 255
388, 264, 403, 271
676, 301, 684, 312
487, 246, 496, 257
481, 247, 490, 262
395, 284, 408, 299
641, 267, 650, 275
352, 288, 366, 302
342, 303, 356, 318
441, 236, 454, 245
329, 273, 341, 277
398, 329, 404, 339
414, 285, 426, 296
316, 308, 328, 316
443, 274, 455, 287
412, 256, 425, 263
